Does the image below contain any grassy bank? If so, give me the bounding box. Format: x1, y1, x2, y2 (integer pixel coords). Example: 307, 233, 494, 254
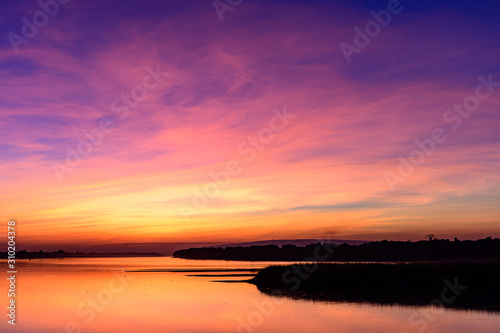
250, 261, 500, 311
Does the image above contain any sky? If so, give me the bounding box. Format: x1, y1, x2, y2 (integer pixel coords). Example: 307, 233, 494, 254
1, 0, 500, 251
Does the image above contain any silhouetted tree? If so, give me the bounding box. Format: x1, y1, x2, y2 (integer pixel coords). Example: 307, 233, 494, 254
426, 234, 435, 241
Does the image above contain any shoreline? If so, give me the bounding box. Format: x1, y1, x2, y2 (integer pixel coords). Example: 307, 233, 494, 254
249, 261, 500, 312
1, 252, 163, 259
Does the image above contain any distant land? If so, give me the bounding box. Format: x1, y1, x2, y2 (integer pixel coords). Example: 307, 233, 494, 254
173, 237, 500, 261
1, 250, 162, 259
217, 239, 368, 248
0, 242, 221, 256
0, 239, 367, 256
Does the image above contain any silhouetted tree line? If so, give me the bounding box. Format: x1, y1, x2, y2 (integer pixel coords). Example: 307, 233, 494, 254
173, 237, 500, 261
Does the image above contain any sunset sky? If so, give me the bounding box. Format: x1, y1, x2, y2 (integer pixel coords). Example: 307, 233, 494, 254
1, 0, 499, 251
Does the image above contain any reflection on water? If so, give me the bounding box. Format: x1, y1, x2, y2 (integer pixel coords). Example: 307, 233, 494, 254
1, 257, 499, 332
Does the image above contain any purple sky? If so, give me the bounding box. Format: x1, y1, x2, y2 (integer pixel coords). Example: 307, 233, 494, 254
1, 0, 500, 250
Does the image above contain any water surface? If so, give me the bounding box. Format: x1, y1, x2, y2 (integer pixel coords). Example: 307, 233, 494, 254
1, 257, 498, 332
